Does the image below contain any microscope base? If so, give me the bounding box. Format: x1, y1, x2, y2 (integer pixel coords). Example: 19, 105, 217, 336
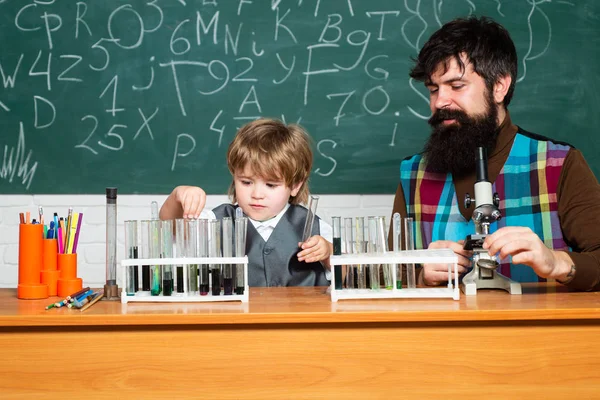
461, 267, 522, 296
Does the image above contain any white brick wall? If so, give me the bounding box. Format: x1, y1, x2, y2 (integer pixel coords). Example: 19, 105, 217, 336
1, 194, 394, 287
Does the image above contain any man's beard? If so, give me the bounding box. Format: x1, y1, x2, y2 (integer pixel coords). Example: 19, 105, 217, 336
422, 96, 499, 176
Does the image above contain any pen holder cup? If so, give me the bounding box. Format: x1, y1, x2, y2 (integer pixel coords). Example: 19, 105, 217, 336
41, 270, 60, 297
57, 253, 82, 297
42, 239, 58, 271
17, 223, 48, 299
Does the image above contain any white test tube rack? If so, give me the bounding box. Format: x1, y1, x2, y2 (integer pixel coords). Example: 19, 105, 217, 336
329, 248, 460, 302
119, 256, 249, 303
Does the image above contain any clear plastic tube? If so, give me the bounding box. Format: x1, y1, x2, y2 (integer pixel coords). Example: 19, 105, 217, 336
209, 219, 221, 296
140, 220, 151, 291
186, 219, 199, 295
234, 213, 247, 295
124, 220, 138, 296
222, 217, 233, 295
198, 219, 210, 296
355, 217, 366, 289
367, 216, 379, 290
175, 219, 185, 294
161, 219, 174, 296
301, 195, 319, 242
404, 217, 416, 288
376, 216, 392, 290
344, 217, 354, 288
332, 216, 342, 290
105, 188, 117, 286
149, 219, 161, 296
393, 213, 402, 289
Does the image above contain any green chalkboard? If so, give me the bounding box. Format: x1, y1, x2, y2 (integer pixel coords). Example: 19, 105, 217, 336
1, 1, 599, 194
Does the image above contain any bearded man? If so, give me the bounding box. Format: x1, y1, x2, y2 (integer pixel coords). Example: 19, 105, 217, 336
392, 16, 600, 291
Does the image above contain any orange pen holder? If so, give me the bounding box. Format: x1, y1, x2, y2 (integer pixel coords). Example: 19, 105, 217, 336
17, 223, 48, 299
40, 238, 59, 296
57, 253, 83, 297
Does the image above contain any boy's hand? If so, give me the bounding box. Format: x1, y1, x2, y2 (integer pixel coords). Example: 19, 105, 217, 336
297, 235, 333, 267
174, 186, 206, 219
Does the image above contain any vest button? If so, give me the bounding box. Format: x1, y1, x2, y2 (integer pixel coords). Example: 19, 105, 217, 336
264, 247, 272, 255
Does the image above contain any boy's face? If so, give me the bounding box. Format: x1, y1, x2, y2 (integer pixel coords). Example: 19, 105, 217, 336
234, 164, 302, 222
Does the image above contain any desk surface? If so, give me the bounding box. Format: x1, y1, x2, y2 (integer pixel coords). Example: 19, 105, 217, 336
2, 283, 600, 327
3, 285, 600, 399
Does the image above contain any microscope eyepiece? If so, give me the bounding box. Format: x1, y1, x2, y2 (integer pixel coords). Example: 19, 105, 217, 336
476, 147, 489, 183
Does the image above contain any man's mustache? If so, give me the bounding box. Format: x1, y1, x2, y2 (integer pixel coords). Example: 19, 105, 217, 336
428, 108, 470, 127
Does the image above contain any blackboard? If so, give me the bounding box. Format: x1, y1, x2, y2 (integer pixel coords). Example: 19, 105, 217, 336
1, 0, 599, 194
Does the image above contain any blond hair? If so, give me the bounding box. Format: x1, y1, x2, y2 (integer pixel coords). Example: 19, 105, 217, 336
227, 118, 313, 205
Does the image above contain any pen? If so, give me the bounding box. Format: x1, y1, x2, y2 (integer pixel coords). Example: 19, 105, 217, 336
19, 213, 24, 224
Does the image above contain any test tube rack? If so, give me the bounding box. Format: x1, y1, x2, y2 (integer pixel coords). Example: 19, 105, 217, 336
119, 256, 249, 303
329, 248, 459, 302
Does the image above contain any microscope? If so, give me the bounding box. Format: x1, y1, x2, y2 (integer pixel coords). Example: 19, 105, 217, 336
461, 147, 522, 295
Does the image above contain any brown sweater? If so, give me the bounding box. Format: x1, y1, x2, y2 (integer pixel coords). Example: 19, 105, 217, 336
391, 113, 600, 291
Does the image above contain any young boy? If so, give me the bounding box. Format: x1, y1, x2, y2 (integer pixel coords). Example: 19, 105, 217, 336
159, 118, 332, 287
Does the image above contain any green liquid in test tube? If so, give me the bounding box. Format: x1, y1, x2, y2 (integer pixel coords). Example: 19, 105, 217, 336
149, 219, 161, 296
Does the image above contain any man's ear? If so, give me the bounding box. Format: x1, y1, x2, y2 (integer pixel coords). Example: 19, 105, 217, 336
493, 75, 512, 104
290, 181, 303, 197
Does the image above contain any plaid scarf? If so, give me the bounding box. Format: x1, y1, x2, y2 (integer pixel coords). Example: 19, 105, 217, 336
400, 132, 570, 282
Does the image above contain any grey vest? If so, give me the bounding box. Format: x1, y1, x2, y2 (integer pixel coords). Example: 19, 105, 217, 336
213, 204, 329, 287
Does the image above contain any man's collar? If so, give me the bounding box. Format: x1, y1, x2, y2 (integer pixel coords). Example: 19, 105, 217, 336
490, 110, 518, 159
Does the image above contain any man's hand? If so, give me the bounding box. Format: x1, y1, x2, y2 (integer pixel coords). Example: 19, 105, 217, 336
422, 240, 473, 286
298, 235, 333, 268
482, 226, 573, 281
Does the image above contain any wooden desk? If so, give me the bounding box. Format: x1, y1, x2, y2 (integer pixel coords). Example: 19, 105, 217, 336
1, 285, 600, 399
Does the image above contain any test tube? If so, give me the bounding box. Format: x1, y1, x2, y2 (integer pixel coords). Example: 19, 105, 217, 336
404, 217, 416, 288
222, 217, 234, 295
301, 195, 319, 242
332, 216, 342, 290
209, 219, 221, 296
124, 220, 138, 296
151, 200, 159, 220
344, 217, 355, 289
140, 220, 151, 291
175, 219, 185, 294
355, 217, 366, 289
367, 216, 379, 290
104, 187, 118, 299
161, 219, 174, 296
198, 219, 210, 295
376, 216, 393, 290
393, 213, 402, 289
186, 219, 199, 295
149, 219, 161, 296
234, 211, 247, 295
